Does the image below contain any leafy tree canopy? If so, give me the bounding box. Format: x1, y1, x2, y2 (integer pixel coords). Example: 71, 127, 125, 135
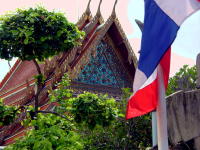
1, 74, 153, 150
0, 6, 84, 61
49, 74, 120, 130
5, 113, 83, 150
5, 74, 121, 150
166, 65, 197, 96
69, 93, 119, 129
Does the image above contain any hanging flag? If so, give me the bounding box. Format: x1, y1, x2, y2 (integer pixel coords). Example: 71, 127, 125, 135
126, 0, 200, 119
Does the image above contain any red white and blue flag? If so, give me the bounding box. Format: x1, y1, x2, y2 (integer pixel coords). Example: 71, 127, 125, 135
126, 0, 200, 119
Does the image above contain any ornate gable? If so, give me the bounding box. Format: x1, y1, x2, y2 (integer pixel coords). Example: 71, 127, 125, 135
74, 40, 132, 89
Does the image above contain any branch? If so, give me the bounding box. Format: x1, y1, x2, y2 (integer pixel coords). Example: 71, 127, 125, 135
37, 110, 71, 122
33, 59, 42, 75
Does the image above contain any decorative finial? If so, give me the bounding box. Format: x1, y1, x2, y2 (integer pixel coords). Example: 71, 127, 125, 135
96, 0, 103, 17
86, 0, 92, 15
135, 19, 144, 32
111, 0, 118, 18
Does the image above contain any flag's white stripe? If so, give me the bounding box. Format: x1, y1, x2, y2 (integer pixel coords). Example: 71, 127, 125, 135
133, 69, 147, 93
133, 67, 158, 94
155, 0, 200, 26
140, 67, 158, 90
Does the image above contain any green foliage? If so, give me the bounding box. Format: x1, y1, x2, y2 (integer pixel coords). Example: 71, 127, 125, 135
83, 123, 127, 150
0, 6, 84, 124
5, 114, 83, 150
5, 75, 151, 150
81, 88, 151, 150
119, 88, 132, 114
0, 99, 19, 126
0, 6, 84, 61
6, 74, 120, 149
30, 113, 73, 131
50, 74, 119, 130
49, 74, 72, 104
166, 65, 197, 96
127, 115, 152, 149
34, 74, 46, 85
69, 93, 119, 129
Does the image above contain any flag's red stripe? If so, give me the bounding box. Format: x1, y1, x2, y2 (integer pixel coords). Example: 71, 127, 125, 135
160, 48, 171, 89
126, 78, 158, 119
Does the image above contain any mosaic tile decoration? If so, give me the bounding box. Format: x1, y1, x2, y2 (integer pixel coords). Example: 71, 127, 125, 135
75, 40, 132, 88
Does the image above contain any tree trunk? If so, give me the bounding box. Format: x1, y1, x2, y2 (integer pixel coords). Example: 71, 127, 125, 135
32, 59, 43, 118
33, 59, 42, 75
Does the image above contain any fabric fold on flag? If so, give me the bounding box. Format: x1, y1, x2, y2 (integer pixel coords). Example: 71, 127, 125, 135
126, 0, 200, 119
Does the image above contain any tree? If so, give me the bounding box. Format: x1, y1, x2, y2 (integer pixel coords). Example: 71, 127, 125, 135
5, 113, 84, 150
69, 88, 151, 150
166, 65, 197, 96
2, 73, 152, 150
0, 6, 84, 117
0, 6, 83, 62
5, 74, 120, 150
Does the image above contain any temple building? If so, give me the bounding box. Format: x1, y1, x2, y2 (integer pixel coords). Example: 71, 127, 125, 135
0, 0, 137, 145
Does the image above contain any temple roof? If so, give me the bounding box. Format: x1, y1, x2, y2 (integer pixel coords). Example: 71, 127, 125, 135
0, 0, 137, 97
0, 0, 137, 145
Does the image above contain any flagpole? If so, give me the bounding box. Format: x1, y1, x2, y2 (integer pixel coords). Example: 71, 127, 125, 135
157, 66, 169, 150
152, 111, 157, 147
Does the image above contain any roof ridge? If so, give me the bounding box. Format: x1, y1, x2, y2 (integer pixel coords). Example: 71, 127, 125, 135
0, 59, 21, 91
113, 17, 137, 66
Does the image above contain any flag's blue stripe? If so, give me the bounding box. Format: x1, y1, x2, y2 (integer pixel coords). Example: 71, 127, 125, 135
138, 0, 179, 78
